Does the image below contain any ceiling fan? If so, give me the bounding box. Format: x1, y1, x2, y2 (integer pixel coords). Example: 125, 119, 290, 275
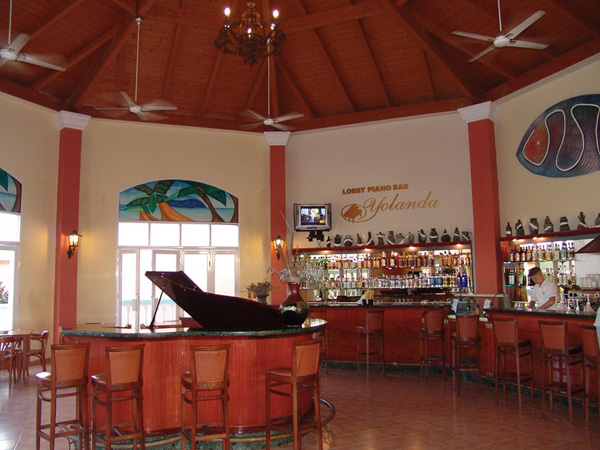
452, 0, 549, 63
240, 52, 304, 131
0, 0, 66, 71
95, 17, 177, 122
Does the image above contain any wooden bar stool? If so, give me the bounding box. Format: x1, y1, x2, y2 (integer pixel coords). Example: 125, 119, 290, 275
578, 324, 599, 427
356, 310, 385, 376
265, 339, 323, 450
27, 330, 49, 376
91, 345, 145, 450
308, 310, 328, 373
181, 344, 230, 450
452, 314, 482, 396
35, 343, 90, 450
539, 321, 583, 423
492, 318, 534, 409
419, 309, 446, 380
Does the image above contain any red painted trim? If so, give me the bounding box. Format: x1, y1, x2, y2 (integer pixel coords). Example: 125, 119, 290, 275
269, 145, 287, 304
53, 128, 82, 343
467, 119, 503, 294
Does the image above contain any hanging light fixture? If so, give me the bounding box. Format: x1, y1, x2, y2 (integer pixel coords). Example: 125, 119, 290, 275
215, 2, 286, 66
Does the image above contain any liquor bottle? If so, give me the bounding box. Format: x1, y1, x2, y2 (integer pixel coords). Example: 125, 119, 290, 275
505, 222, 513, 237
532, 245, 538, 261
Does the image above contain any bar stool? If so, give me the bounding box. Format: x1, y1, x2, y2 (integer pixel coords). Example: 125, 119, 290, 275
0, 336, 23, 387
27, 330, 49, 376
451, 314, 482, 396
181, 345, 230, 450
419, 309, 446, 380
539, 321, 583, 423
265, 339, 323, 450
35, 343, 90, 450
578, 324, 599, 427
356, 310, 385, 376
91, 345, 145, 450
308, 310, 328, 373
492, 318, 534, 409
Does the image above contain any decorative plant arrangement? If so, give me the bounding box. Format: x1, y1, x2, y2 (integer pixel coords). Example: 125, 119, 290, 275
246, 281, 273, 298
268, 234, 325, 285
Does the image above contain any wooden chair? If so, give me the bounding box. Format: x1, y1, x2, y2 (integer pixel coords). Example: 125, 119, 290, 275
452, 314, 482, 396
539, 321, 583, 423
35, 343, 90, 450
308, 310, 329, 373
181, 345, 231, 450
492, 318, 534, 409
356, 310, 385, 377
27, 330, 49, 376
91, 345, 145, 450
419, 309, 446, 380
265, 340, 323, 450
0, 335, 23, 387
578, 324, 600, 427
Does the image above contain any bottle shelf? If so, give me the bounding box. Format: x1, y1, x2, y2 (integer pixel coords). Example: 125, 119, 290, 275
293, 240, 471, 254
500, 226, 600, 242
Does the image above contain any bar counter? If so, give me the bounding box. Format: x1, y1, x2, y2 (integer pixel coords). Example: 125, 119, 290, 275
61, 319, 326, 438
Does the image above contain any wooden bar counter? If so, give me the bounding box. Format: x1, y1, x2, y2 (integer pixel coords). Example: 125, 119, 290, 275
61, 319, 326, 437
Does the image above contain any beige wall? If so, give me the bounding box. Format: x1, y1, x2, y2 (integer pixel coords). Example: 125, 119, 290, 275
78, 119, 270, 322
0, 93, 59, 336
495, 55, 600, 231
286, 112, 474, 247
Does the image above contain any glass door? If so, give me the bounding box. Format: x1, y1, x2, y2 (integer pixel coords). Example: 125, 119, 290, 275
0, 248, 17, 330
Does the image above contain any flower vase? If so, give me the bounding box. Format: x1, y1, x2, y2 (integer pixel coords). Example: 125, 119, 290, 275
256, 295, 268, 304
279, 283, 309, 326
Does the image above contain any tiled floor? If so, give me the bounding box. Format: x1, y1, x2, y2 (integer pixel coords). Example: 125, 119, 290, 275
1, 366, 599, 449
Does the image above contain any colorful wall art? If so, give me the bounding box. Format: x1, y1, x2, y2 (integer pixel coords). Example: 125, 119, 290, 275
0, 169, 22, 213
119, 179, 238, 223
516, 94, 600, 178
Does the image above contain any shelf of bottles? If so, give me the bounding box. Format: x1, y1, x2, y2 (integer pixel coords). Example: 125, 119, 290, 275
302, 247, 473, 299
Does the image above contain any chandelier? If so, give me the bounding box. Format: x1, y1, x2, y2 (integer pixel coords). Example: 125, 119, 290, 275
215, 2, 286, 66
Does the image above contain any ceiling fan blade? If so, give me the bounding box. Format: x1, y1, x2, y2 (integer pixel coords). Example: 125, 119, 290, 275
505, 11, 545, 39
272, 123, 292, 131
6, 33, 30, 53
242, 109, 267, 122
508, 40, 548, 50
142, 111, 168, 121
120, 91, 136, 108
94, 107, 130, 111
134, 110, 149, 121
239, 122, 264, 129
275, 112, 304, 123
141, 99, 178, 111
16, 53, 65, 71
468, 46, 496, 63
451, 31, 495, 43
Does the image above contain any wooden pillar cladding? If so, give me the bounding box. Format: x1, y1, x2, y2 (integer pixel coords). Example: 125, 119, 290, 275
459, 102, 503, 294
53, 111, 90, 344
265, 132, 291, 305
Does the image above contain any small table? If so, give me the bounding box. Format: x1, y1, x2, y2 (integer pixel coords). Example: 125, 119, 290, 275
0, 329, 32, 383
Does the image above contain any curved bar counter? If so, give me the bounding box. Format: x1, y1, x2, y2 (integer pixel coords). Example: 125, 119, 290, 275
61, 319, 326, 438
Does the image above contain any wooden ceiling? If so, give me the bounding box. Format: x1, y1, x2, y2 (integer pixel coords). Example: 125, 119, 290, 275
1, 0, 599, 132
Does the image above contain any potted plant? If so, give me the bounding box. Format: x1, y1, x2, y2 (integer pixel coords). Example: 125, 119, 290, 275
247, 281, 273, 304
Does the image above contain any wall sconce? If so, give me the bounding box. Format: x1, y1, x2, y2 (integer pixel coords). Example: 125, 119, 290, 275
67, 230, 82, 259
273, 235, 284, 260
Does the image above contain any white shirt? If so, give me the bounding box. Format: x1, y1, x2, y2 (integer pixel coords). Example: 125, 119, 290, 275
532, 278, 559, 310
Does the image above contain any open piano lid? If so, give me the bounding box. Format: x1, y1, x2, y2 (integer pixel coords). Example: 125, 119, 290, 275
145, 271, 286, 330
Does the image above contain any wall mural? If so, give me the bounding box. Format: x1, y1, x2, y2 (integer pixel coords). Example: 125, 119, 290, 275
516, 94, 600, 177
119, 179, 238, 223
0, 169, 22, 213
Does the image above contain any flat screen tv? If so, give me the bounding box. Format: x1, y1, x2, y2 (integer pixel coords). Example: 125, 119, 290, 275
293, 203, 332, 231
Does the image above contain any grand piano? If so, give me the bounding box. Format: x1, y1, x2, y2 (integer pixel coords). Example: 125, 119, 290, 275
144, 270, 286, 330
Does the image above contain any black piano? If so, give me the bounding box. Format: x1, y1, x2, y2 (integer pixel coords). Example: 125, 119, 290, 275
145, 271, 286, 330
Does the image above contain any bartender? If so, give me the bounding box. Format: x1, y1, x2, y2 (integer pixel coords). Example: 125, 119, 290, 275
528, 267, 559, 310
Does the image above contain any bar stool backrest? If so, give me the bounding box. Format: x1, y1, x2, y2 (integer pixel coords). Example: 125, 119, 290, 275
105, 345, 144, 389
539, 321, 568, 353
293, 340, 321, 378
191, 345, 229, 388
456, 314, 480, 340
423, 310, 444, 333
52, 343, 90, 386
493, 318, 518, 346
579, 324, 600, 361
367, 310, 384, 333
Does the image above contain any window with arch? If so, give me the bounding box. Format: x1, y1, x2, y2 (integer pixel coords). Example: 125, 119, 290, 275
117, 180, 239, 328
0, 169, 22, 330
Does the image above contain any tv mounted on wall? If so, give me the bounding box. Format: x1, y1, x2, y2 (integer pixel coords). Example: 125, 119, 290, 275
293, 203, 332, 232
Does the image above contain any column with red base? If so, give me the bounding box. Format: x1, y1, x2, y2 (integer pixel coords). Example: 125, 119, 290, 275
53, 111, 90, 343
458, 102, 503, 294
265, 131, 290, 305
